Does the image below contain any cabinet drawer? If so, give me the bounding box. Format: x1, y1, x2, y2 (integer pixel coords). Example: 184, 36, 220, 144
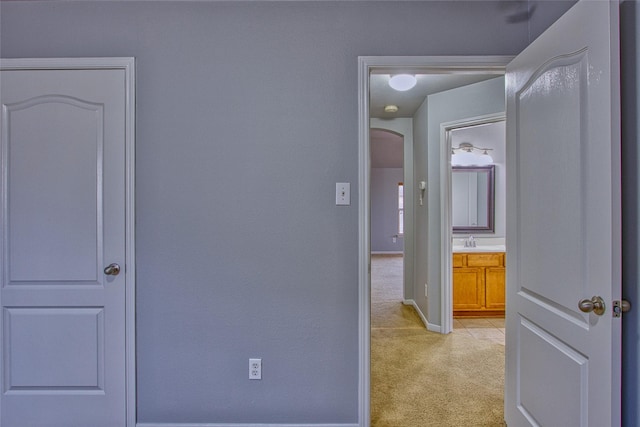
467, 253, 504, 267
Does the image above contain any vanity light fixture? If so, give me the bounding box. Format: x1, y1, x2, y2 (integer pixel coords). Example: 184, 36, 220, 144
388, 74, 417, 91
451, 142, 494, 166
384, 105, 399, 113
476, 149, 494, 166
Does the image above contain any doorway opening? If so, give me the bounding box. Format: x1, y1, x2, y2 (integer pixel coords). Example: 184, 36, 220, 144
441, 115, 506, 335
358, 56, 512, 426
369, 126, 411, 302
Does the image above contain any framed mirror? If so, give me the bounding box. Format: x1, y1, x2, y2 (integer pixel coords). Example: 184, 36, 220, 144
452, 165, 495, 233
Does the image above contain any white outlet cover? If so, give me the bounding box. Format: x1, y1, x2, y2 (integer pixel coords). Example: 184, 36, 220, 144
249, 358, 262, 380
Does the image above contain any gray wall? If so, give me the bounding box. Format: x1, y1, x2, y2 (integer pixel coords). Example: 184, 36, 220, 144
371, 168, 404, 253
412, 97, 430, 318
528, 0, 576, 41
415, 77, 506, 326
2, 0, 604, 425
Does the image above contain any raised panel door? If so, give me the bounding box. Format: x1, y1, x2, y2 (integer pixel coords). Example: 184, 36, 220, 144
485, 267, 505, 310
453, 267, 484, 310
505, 2, 621, 425
0, 65, 128, 427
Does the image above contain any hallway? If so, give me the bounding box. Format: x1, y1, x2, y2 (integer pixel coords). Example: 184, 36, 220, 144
370, 255, 505, 426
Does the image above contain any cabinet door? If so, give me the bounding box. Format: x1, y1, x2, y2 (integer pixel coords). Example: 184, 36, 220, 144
453, 267, 484, 310
485, 267, 505, 309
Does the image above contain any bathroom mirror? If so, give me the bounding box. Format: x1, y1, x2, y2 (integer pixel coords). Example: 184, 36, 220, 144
452, 165, 495, 233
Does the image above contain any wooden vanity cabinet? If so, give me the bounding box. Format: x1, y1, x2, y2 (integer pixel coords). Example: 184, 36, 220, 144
453, 252, 505, 318
485, 267, 506, 310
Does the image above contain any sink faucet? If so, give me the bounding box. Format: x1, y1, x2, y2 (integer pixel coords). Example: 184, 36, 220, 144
464, 235, 476, 248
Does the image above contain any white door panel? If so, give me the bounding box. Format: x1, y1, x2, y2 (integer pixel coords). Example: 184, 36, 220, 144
8, 95, 103, 282
505, 1, 621, 426
1, 67, 127, 427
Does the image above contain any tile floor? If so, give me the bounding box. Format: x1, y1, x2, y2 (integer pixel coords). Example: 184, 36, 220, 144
453, 317, 505, 346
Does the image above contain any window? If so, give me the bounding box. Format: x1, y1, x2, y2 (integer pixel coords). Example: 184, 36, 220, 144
398, 182, 404, 235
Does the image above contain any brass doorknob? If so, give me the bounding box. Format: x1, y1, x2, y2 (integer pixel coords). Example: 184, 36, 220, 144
104, 263, 121, 276
578, 296, 606, 316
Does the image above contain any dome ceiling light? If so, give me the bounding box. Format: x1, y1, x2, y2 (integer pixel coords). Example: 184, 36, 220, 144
388, 74, 417, 91
384, 105, 399, 113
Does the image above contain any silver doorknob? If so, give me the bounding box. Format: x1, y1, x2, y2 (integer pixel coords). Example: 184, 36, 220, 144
104, 263, 121, 276
578, 296, 606, 316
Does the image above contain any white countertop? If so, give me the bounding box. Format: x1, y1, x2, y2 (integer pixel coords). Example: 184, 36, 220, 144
452, 237, 505, 253
452, 245, 506, 253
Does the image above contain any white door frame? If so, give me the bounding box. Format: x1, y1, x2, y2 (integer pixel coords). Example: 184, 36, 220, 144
439, 113, 506, 334
358, 56, 511, 425
0, 57, 136, 427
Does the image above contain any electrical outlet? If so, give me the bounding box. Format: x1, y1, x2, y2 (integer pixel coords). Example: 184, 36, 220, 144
249, 358, 262, 380
425, 283, 428, 297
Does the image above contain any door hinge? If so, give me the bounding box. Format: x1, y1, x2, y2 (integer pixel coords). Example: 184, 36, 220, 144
612, 300, 631, 318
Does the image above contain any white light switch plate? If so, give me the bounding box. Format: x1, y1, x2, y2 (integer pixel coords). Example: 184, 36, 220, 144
336, 182, 350, 206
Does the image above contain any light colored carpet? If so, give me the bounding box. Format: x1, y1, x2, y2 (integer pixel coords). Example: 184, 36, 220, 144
371, 255, 505, 426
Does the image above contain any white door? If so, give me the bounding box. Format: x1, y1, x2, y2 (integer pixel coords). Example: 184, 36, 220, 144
505, 1, 621, 426
1, 64, 129, 426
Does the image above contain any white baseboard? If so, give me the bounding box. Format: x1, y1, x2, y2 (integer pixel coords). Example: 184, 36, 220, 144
403, 299, 427, 328
370, 251, 403, 256
402, 299, 442, 333
426, 322, 442, 333
137, 424, 358, 427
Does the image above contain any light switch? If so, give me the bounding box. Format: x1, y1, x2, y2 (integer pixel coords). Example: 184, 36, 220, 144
336, 182, 350, 206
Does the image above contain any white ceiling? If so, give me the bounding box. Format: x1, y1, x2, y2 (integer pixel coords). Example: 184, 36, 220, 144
369, 73, 498, 119
370, 72, 503, 168
365, 0, 533, 167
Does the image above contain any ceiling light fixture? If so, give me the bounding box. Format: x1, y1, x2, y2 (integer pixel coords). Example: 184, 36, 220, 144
388, 74, 417, 91
384, 105, 399, 113
451, 142, 494, 166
